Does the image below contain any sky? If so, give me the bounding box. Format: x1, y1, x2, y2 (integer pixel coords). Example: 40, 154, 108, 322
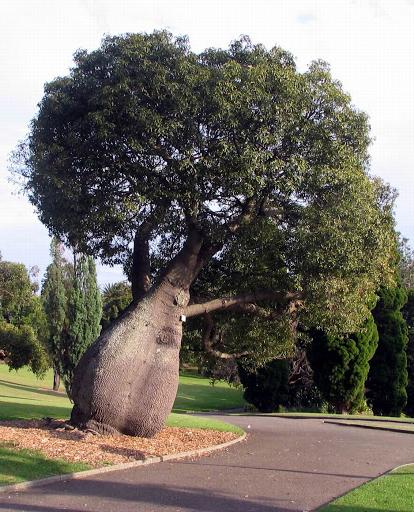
0, 0, 413, 286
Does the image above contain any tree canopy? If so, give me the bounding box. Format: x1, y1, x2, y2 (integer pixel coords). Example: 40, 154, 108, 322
13, 31, 395, 340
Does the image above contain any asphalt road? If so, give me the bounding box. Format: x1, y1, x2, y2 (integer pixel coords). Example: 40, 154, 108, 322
1, 415, 414, 512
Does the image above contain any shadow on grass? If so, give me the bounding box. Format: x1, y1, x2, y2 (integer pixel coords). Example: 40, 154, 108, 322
0, 401, 71, 421
0, 445, 89, 486
0, 379, 65, 399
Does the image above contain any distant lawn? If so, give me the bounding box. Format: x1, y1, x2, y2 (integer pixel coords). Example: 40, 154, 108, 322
0, 365, 244, 424
0, 444, 90, 486
320, 464, 414, 512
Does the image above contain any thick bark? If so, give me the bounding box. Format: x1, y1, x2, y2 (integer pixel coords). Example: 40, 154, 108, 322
70, 229, 207, 437
53, 367, 60, 391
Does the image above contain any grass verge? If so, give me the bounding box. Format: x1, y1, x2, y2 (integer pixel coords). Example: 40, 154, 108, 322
319, 464, 414, 512
0, 443, 90, 486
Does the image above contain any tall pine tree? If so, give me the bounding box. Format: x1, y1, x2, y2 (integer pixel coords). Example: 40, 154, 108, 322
367, 282, 408, 416
308, 313, 379, 414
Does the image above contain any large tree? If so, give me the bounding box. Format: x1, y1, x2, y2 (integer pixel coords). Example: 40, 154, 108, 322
13, 32, 395, 436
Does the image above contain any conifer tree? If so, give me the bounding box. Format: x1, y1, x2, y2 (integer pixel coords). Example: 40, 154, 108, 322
42, 239, 68, 389
308, 313, 378, 413
367, 282, 408, 416
62, 255, 102, 397
403, 289, 414, 417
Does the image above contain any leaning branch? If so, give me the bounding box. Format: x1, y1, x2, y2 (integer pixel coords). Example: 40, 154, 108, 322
185, 290, 303, 318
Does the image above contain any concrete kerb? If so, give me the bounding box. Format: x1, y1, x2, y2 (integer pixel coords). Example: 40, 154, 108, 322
323, 420, 414, 434
0, 431, 246, 495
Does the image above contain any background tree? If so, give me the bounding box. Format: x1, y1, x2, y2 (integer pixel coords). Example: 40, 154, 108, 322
403, 289, 414, 417
60, 255, 102, 398
307, 313, 378, 413
42, 238, 69, 390
0, 257, 49, 375
238, 359, 289, 412
367, 281, 408, 416
13, 32, 395, 436
101, 282, 132, 329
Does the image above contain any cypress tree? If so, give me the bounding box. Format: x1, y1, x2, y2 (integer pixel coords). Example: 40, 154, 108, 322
307, 313, 379, 413
42, 239, 68, 390
403, 289, 414, 417
367, 282, 408, 416
62, 255, 102, 398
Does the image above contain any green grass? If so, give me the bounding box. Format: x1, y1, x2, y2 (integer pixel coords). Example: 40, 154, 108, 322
0, 365, 245, 422
173, 371, 245, 412
320, 464, 414, 512
0, 443, 90, 486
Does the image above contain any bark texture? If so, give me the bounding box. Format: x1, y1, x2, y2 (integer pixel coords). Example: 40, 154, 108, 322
70, 230, 204, 437
53, 367, 60, 392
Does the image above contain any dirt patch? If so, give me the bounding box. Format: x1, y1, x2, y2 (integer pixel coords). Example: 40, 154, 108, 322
0, 419, 239, 467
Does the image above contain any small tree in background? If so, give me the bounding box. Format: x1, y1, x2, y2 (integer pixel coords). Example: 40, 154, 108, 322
403, 289, 414, 417
238, 359, 290, 412
0, 256, 49, 376
42, 239, 69, 390
42, 243, 102, 396
101, 282, 132, 329
308, 313, 378, 413
61, 255, 102, 398
367, 282, 408, 416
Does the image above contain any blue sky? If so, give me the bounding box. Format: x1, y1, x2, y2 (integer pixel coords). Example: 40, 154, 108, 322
0, 0, 413, 286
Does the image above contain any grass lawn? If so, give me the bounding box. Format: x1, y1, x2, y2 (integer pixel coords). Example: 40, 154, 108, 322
0, 444, 90, 486
320, 464, 414, 512
0, 364, 244, 485
0, 365, 245, 421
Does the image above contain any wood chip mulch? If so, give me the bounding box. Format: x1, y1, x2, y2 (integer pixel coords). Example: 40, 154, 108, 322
0, 419, 239, 467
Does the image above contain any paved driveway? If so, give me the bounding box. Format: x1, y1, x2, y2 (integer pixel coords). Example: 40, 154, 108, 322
1, 415, 414, 511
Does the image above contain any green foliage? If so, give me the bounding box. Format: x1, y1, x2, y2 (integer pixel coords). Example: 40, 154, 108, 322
42, 241, 102, 398
367, 282, 408, 416
61, 255, 102, 397
101, 282, 132, 328
13, 31, 396, 340
308, 313, 379, 413
238, 359, 290, 412
403, 289, 414, 417
41, 238, 68, 375
0, 259, 49, 376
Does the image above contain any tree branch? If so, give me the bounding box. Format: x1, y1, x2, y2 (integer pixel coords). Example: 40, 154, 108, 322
185, 290, 303, 318
202, 313, 251, 360
131, 205, 167, 301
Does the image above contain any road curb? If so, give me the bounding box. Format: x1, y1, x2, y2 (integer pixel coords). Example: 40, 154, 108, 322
0, 432, 246, 494
324, 420, 414, 434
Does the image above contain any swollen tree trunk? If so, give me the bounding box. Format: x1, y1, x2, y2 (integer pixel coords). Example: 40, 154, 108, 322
70, 230, 206, 437
53, 367, 60, 391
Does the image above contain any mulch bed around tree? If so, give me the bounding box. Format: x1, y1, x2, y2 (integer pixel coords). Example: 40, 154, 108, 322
0, 419, 239, 467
